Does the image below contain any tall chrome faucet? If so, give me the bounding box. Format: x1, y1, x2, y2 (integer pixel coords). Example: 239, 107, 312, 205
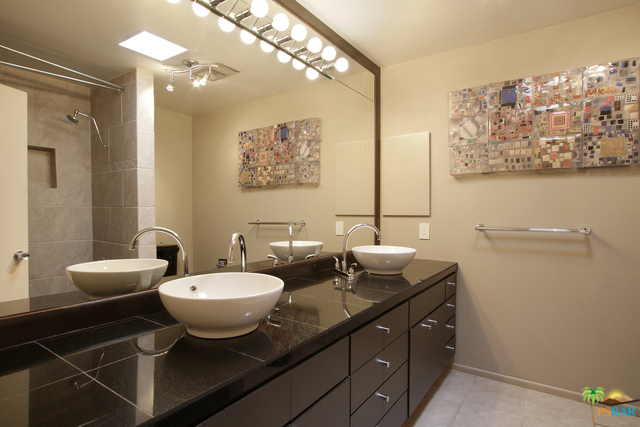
129, 227, 189, 277
336, 223, 381, 280
229, 232, 247, 272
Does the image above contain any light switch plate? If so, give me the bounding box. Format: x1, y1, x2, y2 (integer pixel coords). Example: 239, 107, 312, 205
419, 223, 430, 240
336, 221, 344, 236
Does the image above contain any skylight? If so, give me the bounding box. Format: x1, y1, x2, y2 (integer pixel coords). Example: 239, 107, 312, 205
119, 31, 187, 61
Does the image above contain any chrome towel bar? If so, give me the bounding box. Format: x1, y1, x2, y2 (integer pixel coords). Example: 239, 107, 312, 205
475, 223, 591, 235
248, 220, 306, 226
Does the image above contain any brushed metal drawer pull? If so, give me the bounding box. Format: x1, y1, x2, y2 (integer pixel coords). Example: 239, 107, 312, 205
446, 303, 455, 308
376, 325, 391, 334
376, 359, 390, 368
447, 281, 456, 286
420, 323, 431, 329
426, 319, 437, 325
375, 392, 390, 402
446, 325, 455, 329
446, 345, 455, 351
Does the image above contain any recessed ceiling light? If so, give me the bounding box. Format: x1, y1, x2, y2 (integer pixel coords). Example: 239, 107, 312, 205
119, 31, 187, 61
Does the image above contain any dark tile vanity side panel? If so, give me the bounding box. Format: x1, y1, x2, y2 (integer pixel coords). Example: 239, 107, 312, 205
350, 302, 408, 373
290, 337, 349, 418
291, 378, 350, 427
197, 371, 292, 427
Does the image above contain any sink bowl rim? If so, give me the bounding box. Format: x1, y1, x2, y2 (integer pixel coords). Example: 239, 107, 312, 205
67, 258, 169, 274
158, 272, 284, 300
352, 245, 417, 254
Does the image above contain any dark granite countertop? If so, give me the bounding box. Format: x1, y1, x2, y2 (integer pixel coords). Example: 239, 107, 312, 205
0, 258, 456, 426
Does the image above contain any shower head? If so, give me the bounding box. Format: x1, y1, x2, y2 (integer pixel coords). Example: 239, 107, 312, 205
67, 111, 79, 123
66, 110, 108, 150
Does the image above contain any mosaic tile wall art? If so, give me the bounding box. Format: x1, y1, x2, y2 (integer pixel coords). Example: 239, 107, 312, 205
239, 117, 321, 187
449, 57, 639, 175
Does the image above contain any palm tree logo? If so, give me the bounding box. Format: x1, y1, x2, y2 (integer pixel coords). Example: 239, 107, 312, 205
582, 387, 605, 424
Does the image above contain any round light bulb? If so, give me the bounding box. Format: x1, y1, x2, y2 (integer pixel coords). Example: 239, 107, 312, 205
260, 40, 275, 53
307, 37, 322, 54
292, 55, 307, 70
192, 1, 209, 17
250, 0, 269, 18
272, 13, 289, 32
306, 68, 319, 80
193, 79, 200, 87
218, 13, 235, 32
335, 57, 349, 72
166, 83, 174, 91
321, 46, 336, 61
241, 29, 257, 44
291, 24, 307, 42
166, 0, 180, 4
277, 50, 292, 63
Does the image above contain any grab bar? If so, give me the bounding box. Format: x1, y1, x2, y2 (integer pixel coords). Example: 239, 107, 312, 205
475, 223, 591, 235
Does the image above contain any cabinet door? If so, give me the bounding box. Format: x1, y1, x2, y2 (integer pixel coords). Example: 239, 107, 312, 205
291, 379, 350, 427
199, 372, 291, 427
408, 303, 449, 414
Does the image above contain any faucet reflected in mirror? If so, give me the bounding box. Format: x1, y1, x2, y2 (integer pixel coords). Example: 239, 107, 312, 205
229, 232, 247, 272
129, 227, 189, 277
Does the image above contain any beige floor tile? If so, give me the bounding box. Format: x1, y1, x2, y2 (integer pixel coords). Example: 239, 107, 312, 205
403, 397, 459, 427
522, 389, 593, 427
432, 370, 475, 405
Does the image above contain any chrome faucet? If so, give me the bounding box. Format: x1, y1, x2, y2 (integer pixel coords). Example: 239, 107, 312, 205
335, 223, 381, 280
287, 222, 294, 263
229, 232, 247, 272
129, 227, 189, 277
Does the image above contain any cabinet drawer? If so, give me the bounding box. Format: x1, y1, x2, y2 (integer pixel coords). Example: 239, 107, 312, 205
376, 391, 408, 427
409, 287, 430, 328
446, 334, 456, 357
291, 379, 350, 427
351, 362, 408, 427
351, 303, 408, 373
445, 315, 455, 343
199, 371, 291, 427
429, 280, 446, 312
351, 332, 408, 412
445, 273, 457, 300
291, 337, 349, 418
443, 294, 456, 322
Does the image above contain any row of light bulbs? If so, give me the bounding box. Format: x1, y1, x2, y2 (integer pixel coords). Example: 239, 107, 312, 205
166, 0, 349, 82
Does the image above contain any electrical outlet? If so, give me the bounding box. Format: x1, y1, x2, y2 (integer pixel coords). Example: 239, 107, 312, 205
419, 223, 430, 240
336, 221, 344, 236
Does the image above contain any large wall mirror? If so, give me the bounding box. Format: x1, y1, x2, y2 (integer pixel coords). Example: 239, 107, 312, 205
0, 0, 380, 316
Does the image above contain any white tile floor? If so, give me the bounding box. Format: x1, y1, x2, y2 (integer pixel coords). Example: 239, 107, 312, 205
403, 370, 640, 427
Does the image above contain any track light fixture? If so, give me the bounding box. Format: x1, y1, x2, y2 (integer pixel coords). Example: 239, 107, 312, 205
166, 0, 350, 81
165, 59, 239, 91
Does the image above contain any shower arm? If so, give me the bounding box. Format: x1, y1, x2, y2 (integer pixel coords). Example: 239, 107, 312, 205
76, 112, 108, 150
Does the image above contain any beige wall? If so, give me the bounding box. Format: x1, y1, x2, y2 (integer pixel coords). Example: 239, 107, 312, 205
155, 107, 193, 277
382, 5, 640, 401
190, 77, 375, 272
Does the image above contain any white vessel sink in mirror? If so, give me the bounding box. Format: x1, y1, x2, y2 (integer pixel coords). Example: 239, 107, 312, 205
158, 272, 284, 339
269, 241, 323, 262
352, 246, 417, 275
66, 259, 168, 299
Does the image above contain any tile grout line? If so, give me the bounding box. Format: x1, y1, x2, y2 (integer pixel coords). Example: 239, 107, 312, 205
447, 373, 477, 427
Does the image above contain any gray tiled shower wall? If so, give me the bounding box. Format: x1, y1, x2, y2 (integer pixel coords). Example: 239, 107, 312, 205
0, 65, 155, 298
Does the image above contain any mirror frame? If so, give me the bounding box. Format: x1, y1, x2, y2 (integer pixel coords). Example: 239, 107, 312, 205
0, 0, 381, 345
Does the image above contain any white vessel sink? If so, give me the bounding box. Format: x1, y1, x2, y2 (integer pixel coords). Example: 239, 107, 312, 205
158, 272, 284, 339
66, 259, 168, 299
352, 245, 417, 275
269, 241, 323, 262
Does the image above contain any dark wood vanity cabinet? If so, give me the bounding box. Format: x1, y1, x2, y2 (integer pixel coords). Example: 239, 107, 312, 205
408, 274, 457, 415
199, 269, 457, 427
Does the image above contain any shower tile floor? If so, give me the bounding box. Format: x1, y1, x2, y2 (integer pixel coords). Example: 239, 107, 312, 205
403, 370, 640, 427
